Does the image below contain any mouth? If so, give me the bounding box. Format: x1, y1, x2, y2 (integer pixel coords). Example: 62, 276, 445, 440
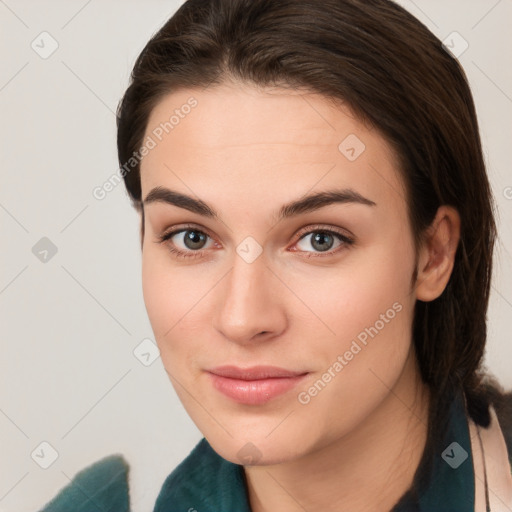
205, 365, 309, 405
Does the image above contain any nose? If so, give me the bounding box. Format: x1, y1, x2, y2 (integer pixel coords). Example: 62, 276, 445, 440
212, 251, 287, 345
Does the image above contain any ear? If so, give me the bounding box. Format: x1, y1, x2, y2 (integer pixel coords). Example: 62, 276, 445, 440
415, 205, 461, 302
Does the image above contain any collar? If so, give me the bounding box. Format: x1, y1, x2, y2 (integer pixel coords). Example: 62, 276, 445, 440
392, 388, 476, 511
153, 437, 251, 512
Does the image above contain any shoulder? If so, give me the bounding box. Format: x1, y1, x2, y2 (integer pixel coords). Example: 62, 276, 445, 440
38, 454, 130, 512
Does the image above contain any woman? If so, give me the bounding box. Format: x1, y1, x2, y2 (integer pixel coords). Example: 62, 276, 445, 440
40, 0, 512, 510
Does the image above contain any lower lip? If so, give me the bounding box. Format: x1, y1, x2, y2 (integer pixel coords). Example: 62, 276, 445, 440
207, 372, 308, 405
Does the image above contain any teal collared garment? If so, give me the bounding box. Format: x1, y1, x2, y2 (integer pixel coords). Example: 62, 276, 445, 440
38, 453, 130, 512
39, 390, 476, 512
390, 389, 475, 512
153, 389, 475, 512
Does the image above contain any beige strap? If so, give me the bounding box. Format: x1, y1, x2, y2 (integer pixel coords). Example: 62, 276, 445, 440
469, 405, 512, 511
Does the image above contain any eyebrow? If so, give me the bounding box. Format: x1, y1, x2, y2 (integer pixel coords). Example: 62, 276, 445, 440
143, 186, 376, 222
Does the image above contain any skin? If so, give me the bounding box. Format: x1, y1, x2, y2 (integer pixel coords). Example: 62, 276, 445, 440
139, 81, 461, 512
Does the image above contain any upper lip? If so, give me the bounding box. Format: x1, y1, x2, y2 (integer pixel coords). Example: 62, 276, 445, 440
207, 365, 308, 380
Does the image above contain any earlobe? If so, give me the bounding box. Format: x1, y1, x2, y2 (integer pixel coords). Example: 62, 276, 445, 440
415, 206, 461, 302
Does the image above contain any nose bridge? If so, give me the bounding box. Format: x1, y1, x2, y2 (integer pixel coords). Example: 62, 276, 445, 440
213, 244, 285, 342
224, 247, 271, 315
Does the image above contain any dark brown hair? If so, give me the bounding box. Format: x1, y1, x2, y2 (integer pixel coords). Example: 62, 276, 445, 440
116, 0, 502, 492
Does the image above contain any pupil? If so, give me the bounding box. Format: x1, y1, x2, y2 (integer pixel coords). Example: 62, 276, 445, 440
312, 232, 333, 252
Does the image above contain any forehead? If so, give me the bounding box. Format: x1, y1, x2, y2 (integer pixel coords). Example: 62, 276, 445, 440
140, 82, 407, 219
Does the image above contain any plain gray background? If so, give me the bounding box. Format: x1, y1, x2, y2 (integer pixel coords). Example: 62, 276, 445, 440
1, 1, 511, 511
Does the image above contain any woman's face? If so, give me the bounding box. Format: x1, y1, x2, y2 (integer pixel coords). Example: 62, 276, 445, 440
139, 82, 420, 465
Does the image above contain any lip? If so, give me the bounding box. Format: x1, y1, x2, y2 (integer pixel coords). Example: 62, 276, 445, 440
206, 365, 309, 405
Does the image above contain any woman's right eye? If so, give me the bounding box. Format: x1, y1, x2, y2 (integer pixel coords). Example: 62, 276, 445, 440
157, 227, 214, 259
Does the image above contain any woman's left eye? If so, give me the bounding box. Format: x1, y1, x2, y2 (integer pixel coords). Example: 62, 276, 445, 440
156, 225, 354, 259
293, 228, 354, 257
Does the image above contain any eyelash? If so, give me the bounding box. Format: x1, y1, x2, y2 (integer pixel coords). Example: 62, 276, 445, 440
155, 223, 355, 260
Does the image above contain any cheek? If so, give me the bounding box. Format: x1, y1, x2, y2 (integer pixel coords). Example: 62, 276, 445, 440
301, 238, 415, 373
141, 250, 188, 351
290, 290, 414, 448
301, 238, 417, 422
303, 241, 415, 345
142, 253, 173, 338
141, 249, 216, 370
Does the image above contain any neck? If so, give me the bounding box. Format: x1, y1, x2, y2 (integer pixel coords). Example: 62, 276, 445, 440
243, 348, 430, 512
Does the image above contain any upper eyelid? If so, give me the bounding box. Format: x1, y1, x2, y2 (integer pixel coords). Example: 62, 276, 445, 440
295, 224, 354, 241
157, 223, 215, 243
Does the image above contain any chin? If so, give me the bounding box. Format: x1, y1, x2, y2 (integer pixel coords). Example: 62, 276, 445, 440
204, 428, 311, 466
